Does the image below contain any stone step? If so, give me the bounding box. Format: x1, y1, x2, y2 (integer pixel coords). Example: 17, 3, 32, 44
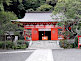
28, 41, 62, 49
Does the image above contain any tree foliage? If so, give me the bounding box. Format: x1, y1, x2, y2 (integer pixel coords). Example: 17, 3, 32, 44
53, 0, 81, 19
46, 0, 57, 6
53, 0, 81, 38
2, 0, 56, 18
0, 11, 18, 35
0, 0, 11, 11
36, 4, 53, 11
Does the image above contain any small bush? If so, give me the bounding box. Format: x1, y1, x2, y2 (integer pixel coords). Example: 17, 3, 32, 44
24, 41, 29, 48
0, 42, 5, 49
12, 45, 16, 49
21, 44, 26, 49
12, 40, 29, 49
17, 41, 23, 45
0, 40, 29, 49
59, 40, 74, 49
12, 44, 26, 49
73, 37, 78, 48
17, 40, 29, 48
6, 41, 14, 49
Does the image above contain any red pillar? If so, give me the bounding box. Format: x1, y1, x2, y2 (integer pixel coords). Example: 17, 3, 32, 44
51, 28, 58, 40
32, 28, 39, 41
78, 36, 80, 49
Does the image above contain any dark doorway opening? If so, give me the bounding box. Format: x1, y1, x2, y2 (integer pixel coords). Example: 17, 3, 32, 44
45, 31, 51, 40
39, 31, 44, 40
39, 31, 51, 40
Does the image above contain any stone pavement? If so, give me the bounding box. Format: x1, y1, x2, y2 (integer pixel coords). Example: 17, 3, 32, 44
25, 49, 54, 61
1, 49, 81, 61
0, 49, 34, 54
52, 49, 81, 61
0, 52, 32, 61
25, 49, 81, 61
0, 48, 36, 54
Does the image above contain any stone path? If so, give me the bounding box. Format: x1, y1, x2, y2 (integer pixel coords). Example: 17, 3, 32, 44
26, 41, 62, 61
28, 41, 62, 49
25, 49, 53, 61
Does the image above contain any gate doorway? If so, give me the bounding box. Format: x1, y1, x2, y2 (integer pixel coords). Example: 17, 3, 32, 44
39, 31, 51, 40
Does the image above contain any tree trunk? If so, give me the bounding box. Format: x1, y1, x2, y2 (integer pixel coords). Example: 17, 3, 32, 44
4, 35, 6, 49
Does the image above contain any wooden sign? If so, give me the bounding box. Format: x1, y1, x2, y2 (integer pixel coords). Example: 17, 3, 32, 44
79, 37, 81, 44
78, 36, 81, 48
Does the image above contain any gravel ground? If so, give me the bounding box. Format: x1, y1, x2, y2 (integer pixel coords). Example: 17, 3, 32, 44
52, 49, 81, 61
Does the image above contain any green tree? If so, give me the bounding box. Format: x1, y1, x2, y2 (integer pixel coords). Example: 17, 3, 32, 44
0, 0, 11, 11
53, 0, 81, 19
53, 0, 81, 39
0, 11, 18, 35
36, 4, 53, 11
2, 0, 25, 18
46, 0, 57, 6
0, 11, 18, 48
23, 0, 41, 10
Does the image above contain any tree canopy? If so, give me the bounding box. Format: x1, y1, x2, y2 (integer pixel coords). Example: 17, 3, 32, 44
0, 11, 18, 35
36, 4, 53, 11
2, 0, 56, 18
53, 0, 81, 19
53, 0, 81, 38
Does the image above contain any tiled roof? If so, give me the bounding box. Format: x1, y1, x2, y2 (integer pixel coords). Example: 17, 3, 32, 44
11, 13, 64, 22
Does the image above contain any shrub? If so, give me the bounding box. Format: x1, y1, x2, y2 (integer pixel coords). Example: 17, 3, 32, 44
12, 40, 29, 49
21, 44, 26, 49
24, 41, 29, 48
0, 41, 14, 49
17, 40, 29, 48
59, 40, 73, 49
12, 44, 26, 49
73, 37, 78, 48
0, 41, 4, 49
6, 41, 14, 49
0, 40, 29, 49
17, 41, 23, 45
16, 44, 21, 49
12, 45, 16, 49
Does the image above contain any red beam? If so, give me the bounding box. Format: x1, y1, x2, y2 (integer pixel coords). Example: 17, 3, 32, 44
20, 22, 58, 25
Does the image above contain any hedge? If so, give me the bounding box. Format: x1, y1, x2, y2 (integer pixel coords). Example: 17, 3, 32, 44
0, 40, 29, 49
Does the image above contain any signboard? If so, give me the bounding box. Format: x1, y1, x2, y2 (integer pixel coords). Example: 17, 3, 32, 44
79, 37, 81, 44
14, 36, 18, 42
78, 36, 81, 48
39, 29, 51, 31
24, 25, 55, 29
24, 26, 34, 29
